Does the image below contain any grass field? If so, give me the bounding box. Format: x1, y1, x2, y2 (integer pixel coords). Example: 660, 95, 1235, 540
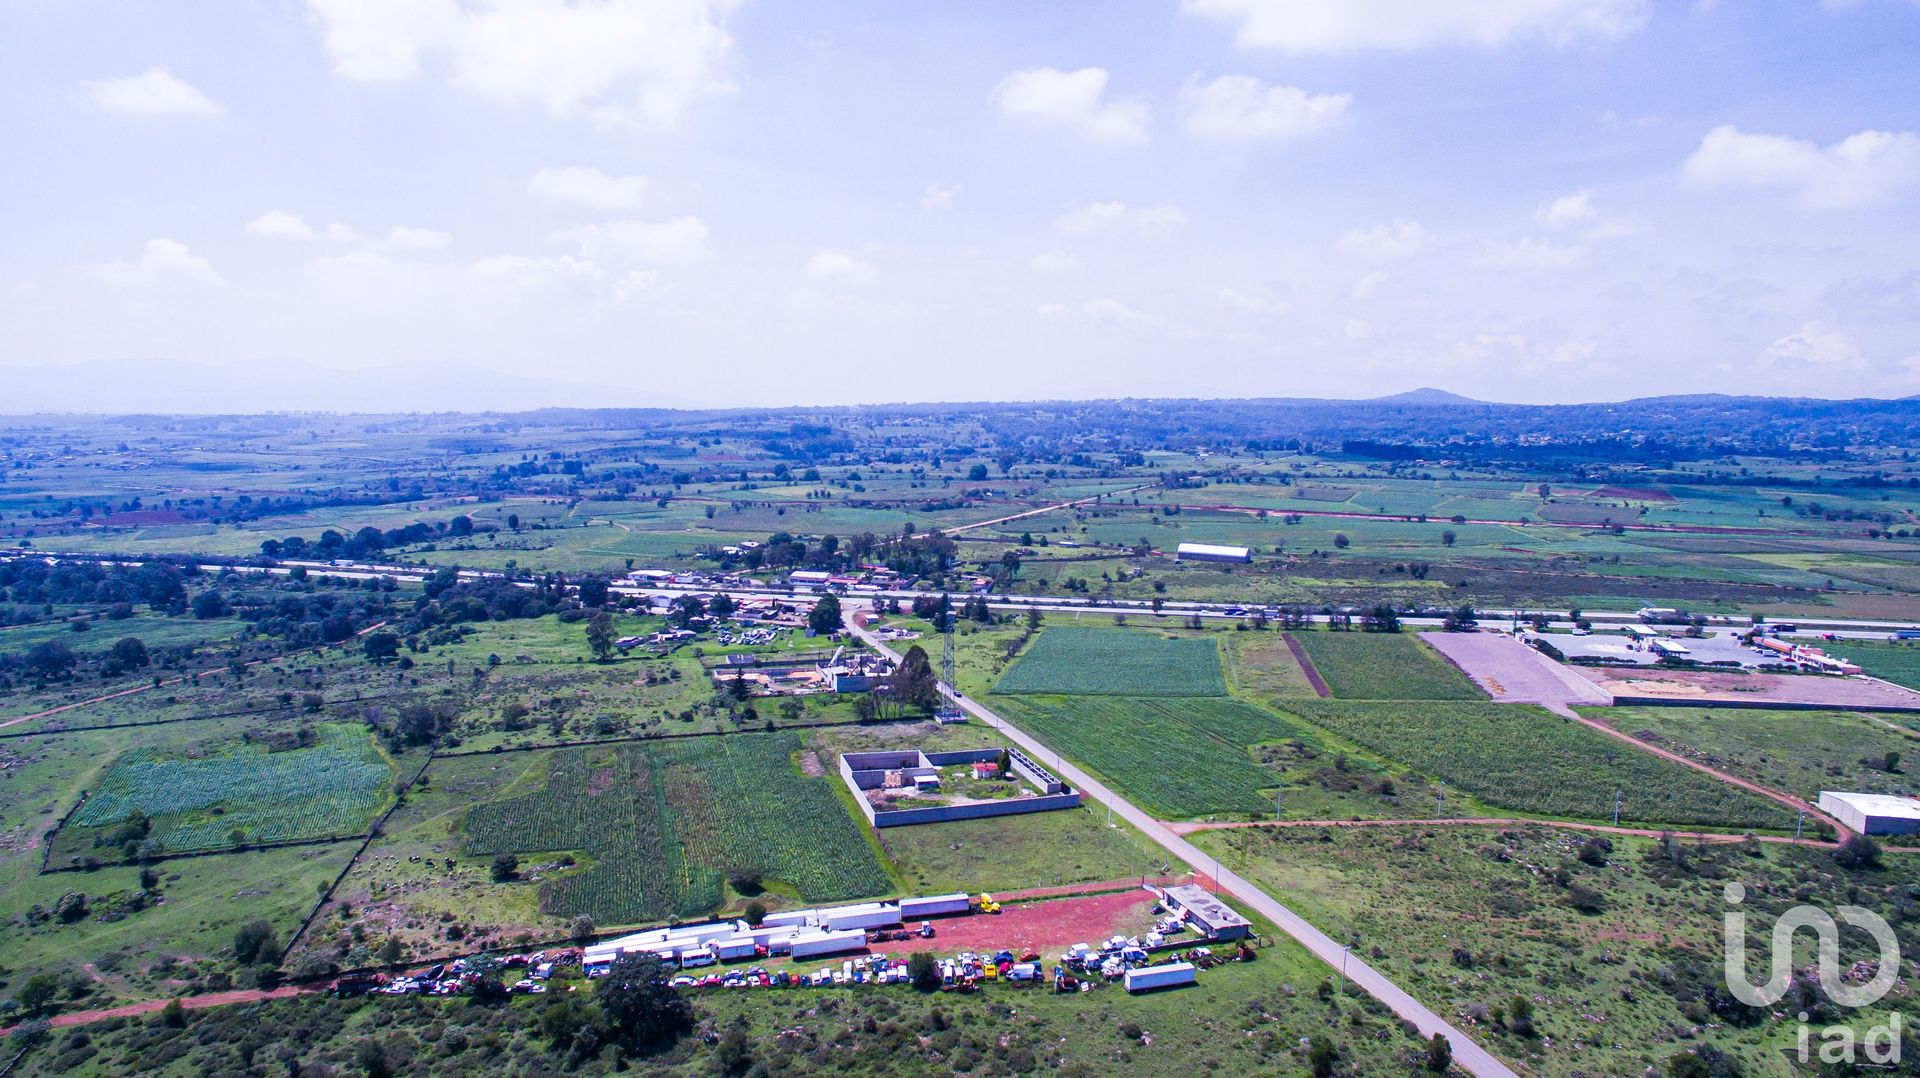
992, 626, 1226, 696
989, 695, 1299, 818
461, 732, 889, 924
1194, 824, 1920, 1078
1288, 631, 1483, 700
876, 802, 1179, 893
1834, 639, 1920, 691
1593, 705, 1920, 804
1283, 699, 1795, 828
57, 723, 396, 859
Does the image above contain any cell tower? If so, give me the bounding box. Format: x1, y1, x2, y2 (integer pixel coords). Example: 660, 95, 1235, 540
937, 609, 966, 723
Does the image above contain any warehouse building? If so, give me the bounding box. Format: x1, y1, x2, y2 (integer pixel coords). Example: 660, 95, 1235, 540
1818, 791, 1920, 837
1175, 542, 1251, 563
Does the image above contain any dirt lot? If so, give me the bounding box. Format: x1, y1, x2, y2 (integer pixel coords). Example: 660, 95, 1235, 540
1418, 630, 1611, 708
1571, 665, 1920, 711
866, 890, 1160, 958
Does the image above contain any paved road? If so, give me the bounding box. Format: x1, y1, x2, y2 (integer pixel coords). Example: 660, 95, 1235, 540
844, 616, 1518, 1078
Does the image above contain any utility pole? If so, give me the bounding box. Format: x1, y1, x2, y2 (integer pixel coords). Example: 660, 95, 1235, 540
1796, 806, 1806, 841
1613, 789, 1622, 827
1338, 945, 1350, 994
1435, 781, 1444, 817
1276, 785, 1284, 821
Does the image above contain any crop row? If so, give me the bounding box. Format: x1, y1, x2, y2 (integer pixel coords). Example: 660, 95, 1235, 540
1288, 631, 1482, 701
990, 695, 1303, 818
993, 627, 1226, 697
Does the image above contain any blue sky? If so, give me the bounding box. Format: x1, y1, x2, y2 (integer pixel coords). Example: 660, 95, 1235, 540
3, 0, 1918, 409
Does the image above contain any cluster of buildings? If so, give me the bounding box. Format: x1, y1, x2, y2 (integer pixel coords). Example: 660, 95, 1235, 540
582, 894, 982, 973
708, 646, 895, 695
839, 747, 1081, 828
786, 565, 917, 592
1752, 635, 1863, 675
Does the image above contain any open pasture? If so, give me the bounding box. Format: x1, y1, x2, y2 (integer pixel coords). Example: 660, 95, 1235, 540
1283, 699, 1794, 829
1289, 630, 1483, 700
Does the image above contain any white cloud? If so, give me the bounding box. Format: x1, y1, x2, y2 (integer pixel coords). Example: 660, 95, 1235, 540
305, 0, 741, 126
382, 225, 451, 251
564, 217, 710, 263
920, 183, 961, 211
1760, 322, 1863, 369
1181, 75, 1350, 141
1082, 297, 1160, 326
1030, 250, 1083, 272
804, 249, 874, 283
529, 166, 648, 211
1681, 124, 1920, 209
991, 67, 1150, 145
87, 67, 224, 118
1183, 0, 1650, 52
1536, 188, 1598, 227
92, 238, 226, 287
1473, 237, 1586, 270
246, 211, 320, 241
1335, 218, 1430, 259
246, 212, 448, 251
1056, 201, 1186, 235
1218, 287, 1274, 312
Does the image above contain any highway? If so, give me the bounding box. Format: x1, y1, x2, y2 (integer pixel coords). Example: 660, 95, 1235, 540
842, 611, 1520, 1078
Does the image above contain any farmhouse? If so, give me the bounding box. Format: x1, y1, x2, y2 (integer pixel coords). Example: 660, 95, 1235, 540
1818, 791, 1920, 837
838, 747, 1080, 828
1176, 542, 1251, 563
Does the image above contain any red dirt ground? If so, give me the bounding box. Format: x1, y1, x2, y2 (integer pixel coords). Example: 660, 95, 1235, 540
866, 890, 1159, 958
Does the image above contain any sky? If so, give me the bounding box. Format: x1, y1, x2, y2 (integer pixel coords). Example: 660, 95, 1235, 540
2, 0, 1919, 411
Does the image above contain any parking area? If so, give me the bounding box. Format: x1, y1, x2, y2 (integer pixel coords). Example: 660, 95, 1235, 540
1568, 665, 1920, 711
1539, 629, 1768, 668
866, 889, 1158, 958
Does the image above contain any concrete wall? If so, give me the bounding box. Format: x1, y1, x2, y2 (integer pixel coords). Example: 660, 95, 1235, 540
870, 792, 1083, 828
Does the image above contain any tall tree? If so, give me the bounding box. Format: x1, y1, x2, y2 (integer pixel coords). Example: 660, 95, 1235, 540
586, 609, 616, 661
808, 594, 842, 636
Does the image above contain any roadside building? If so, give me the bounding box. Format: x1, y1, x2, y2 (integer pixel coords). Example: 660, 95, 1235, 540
1159, 883, 1253, 940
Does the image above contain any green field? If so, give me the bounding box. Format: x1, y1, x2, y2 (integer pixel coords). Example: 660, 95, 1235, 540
1288, 631, 1482, 700
990, 695, 1300, 817
992, 626, 1226, 696
462, 732, 889, 924
1195, 824, 1920, 1078
58, 723, 396, 859
1833, 639, 1920, 691
1593, 705, 1920, 804
1283, 699, 1794, 828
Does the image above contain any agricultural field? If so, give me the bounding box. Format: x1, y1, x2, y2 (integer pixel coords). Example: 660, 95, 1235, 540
461, 732, 889, 925
1283, 699, 1795, 829
992, 626, 1226, 697
1288, 631, 1483, 700
1194, 824, 1920, 1078
1592, 705, 1920, 805
1834, 639, 1920, 691
52, 723, 397, 861
988, 695, 1296, 818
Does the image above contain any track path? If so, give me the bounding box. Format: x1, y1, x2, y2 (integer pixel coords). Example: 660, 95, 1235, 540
939, 485, 1150, 536
1169, 816, 1837, 847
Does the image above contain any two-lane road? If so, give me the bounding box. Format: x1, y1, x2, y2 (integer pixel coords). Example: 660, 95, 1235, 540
843, 615, 1518, 1078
